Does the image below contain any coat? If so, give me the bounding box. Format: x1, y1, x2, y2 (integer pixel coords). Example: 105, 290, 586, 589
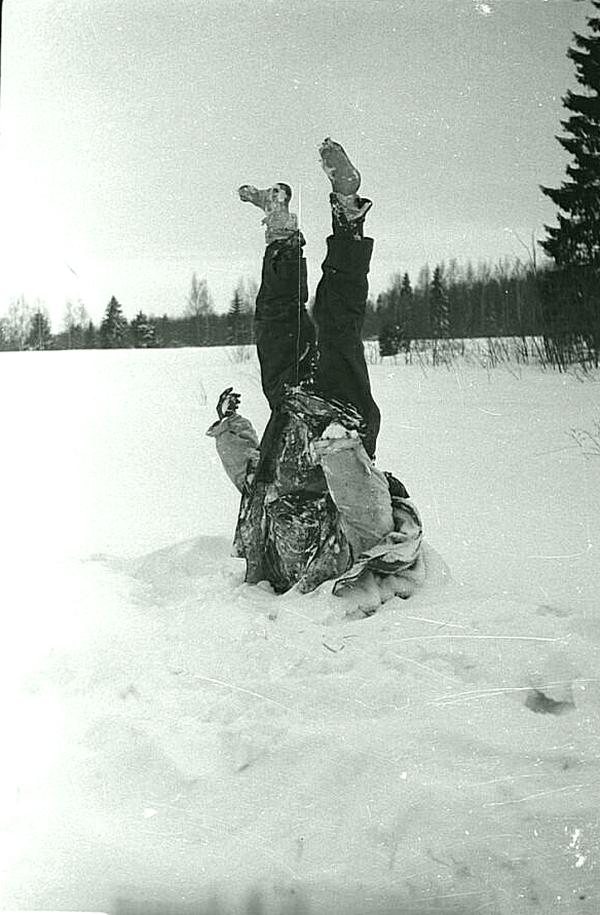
207, 387, 426, 605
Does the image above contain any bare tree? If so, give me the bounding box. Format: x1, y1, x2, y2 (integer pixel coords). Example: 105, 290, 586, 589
233, 276, 258, 344
4, 296, 33, 350
63, 299, 90, 348
185, 273, 214, 345
63, 300, 75, 348
236, 276, 258, 310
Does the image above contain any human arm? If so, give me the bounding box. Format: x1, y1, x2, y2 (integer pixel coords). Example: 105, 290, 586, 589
206, 388, 260, 492
311, 424, 394, 558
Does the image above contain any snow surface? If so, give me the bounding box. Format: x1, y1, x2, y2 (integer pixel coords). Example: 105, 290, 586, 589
1, 347, 599, 914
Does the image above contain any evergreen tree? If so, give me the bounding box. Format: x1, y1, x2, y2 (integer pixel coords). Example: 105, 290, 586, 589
130, 310, 157, 347
399, 272, 414, 338
430, 267, 450, 338
541, 1, 600, 267
374, 273, 413, 354
99, 296, 128, 348
156, 314, 172, 347
83, 320, 97, 349
378, 323, 405, 358
362, 297, 379, 338
539, 2, 600, 365
227, 289, 245, 345
376, 276, 407, 356
414, 264, 431, 338
26, 309, 53, 350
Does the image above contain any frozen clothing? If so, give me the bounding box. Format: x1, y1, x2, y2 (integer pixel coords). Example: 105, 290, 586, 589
253, 236, 316, 412
253, 230, 381, 517
312, 235, 381, 459
254, 233, 380, 459
262, 208, 298, 246
206, 388, 424, 598
207, 215, 425, 603
241, 187, 299, 245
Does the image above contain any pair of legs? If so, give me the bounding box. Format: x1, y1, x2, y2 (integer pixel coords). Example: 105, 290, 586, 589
248, 141, 381, 459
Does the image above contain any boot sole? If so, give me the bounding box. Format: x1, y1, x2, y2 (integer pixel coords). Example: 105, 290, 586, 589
319, 138, 361, 195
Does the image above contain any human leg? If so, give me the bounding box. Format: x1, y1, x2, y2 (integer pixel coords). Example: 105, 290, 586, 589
312, 140, 381, 458
238, 183, 317, 409
254, 236, 316, 409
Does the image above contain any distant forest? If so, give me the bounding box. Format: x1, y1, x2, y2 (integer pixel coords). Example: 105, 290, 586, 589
1, 257, 594, 366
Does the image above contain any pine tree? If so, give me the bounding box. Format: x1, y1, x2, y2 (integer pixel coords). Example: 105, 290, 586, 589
375, 273, 413, 356
399, 272, 414, 339
378, 323, 405, 358
541, 1, 600, 267
26, 309, 53, 350
362, 297, 379, 338
156, 314, 171, 347
131, 310, 157, 348
380, 291, 404, 357
100, 296, 128, 348
430, 266, 450, 338
83, 320, 97, 349
227, 289, 244, 345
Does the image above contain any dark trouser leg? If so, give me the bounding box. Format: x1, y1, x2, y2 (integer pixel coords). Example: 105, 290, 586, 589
253, 238, 317, 483
254, 240, 316, 410
312, 234, 381, 459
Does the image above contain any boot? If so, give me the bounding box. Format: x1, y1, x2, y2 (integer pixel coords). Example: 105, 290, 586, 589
318, 139, 371, 239
238, 183, 299, 245
319, 137, 361, 196
238, 185, 273, 211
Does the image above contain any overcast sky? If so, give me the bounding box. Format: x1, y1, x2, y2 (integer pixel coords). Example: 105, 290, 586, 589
0, 0, 590, 327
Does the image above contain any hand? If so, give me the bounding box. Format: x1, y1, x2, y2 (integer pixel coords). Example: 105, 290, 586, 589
217, 387, 241, 420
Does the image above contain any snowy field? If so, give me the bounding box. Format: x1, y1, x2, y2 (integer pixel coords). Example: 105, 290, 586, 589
1, 346, 599, 915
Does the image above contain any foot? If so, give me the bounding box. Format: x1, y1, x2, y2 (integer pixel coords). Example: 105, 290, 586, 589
238, 185, 271, 211
238, 183, 292, 212
319, 138, 361, 196
238, 183, 298, 245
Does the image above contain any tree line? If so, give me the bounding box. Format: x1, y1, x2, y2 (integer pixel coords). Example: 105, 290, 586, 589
373, 257, 543, 356
2, 1, 599, 368
0, 276, 257, 352
379, 0, 600, 369
0, 254, 585, 356
0, 254, 591, 362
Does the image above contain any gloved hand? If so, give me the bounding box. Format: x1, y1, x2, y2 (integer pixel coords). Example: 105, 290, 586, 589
216, 386, 241, 420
